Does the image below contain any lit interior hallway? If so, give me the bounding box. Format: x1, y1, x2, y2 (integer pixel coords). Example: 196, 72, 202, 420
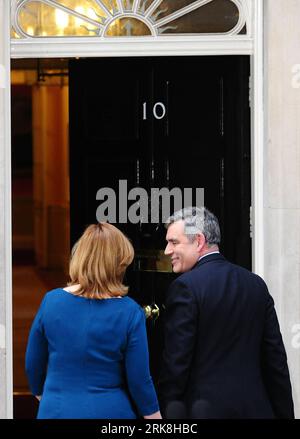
13, 264, 67, 393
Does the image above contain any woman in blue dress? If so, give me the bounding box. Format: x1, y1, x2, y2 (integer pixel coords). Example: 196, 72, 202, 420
25, 223, 161, 419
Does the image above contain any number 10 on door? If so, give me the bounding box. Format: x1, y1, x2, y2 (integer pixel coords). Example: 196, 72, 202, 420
143, 102, 166, 120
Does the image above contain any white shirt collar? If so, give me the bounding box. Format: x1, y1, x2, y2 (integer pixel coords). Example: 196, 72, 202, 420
198, 251, 220, 262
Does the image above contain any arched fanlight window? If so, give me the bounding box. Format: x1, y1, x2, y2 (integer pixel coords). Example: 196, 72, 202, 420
11, 0, 250, 39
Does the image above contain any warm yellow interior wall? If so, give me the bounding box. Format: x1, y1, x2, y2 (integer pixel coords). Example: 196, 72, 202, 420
32, 83, 69, 271
11, 69, 70, 273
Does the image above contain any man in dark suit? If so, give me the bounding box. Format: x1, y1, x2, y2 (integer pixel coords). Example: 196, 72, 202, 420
159, 206, 294, 419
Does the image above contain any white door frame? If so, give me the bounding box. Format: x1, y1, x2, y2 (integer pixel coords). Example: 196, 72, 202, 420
1, 0, 13, 420
3, 0, 264, 418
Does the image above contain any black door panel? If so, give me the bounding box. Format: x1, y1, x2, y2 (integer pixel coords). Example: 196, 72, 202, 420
69, 56, 251, 381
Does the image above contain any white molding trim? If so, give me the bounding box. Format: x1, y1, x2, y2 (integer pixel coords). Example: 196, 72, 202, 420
3, 0, 13, 420
251, 0, 264, 277
11, 36, 253, 58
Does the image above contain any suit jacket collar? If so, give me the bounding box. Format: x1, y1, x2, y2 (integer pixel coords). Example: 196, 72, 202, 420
193, 252, 225, 270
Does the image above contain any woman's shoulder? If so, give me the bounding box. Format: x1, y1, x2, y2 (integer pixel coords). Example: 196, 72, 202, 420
41, 290, 143, 313
122, 297, 146, 330
121, 296, 145, 319
122, 295, 142, 311
33, 289, 66, 316
42, 287, 68, 302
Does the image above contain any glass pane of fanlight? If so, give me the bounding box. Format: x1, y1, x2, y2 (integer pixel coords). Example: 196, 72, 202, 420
11, 27, 21, 39
150, 0, 196, 21
54, 0, 107, 23
101, 0, 120, 13
18, 1, 100, 36
106, 17, 151, 36
122, 0, 134, 11
137, 0, 156, 14
156, 0, 239, 34
239, 24, 246, 34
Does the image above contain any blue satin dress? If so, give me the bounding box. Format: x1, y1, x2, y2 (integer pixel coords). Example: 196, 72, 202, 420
25, 289, 159, 419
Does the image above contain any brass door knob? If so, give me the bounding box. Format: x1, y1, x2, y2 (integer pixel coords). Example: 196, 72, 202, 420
143, 303, 160, 320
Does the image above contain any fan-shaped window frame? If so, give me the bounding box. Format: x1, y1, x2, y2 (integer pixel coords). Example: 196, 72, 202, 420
11, 0, 252, 39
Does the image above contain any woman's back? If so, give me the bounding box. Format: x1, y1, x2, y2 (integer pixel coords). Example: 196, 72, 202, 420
25, 289, 159, 419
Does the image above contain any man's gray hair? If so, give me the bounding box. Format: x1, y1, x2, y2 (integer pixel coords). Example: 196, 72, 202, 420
166, 206, 221, 246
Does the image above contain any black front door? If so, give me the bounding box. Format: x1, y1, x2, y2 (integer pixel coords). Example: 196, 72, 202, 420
69, 56, 251, 380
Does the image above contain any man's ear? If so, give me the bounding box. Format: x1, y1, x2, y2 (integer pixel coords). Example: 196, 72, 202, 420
195, 233, 206, 250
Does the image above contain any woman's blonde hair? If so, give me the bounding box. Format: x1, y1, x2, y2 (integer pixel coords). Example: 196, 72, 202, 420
68, 223, 134, 299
